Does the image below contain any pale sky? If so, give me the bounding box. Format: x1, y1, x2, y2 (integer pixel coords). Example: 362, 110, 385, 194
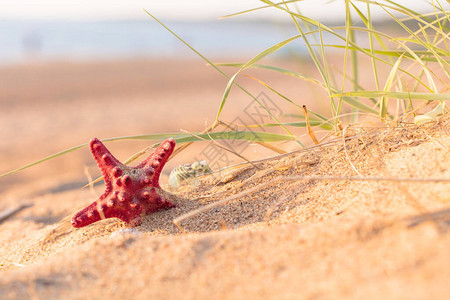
0, 0, 445, 21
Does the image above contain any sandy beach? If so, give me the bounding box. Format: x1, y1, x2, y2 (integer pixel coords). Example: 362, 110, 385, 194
0, 58, 449, 299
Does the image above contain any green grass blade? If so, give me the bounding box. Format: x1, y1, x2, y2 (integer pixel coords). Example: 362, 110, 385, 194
248, 121, 334, 130
380, 54, 403, 119
219, 0, 301, 19
282, 113, 329, 122
382, 0, 434, 23
143, 10, 227, 82
310, 45, 449, 62
215, 34, 301, 122
216, 63, 326, 87
339, 95, 379, 114
0, 144, 87, 179
174, 131, 296, 143
243, 35, 301, 70
318, 23, 339, 123
0, 131, 296, 178
259, 0, 334, 31
333, 91, 450, 101
245, 75, 304, 110
345, 0, 360, 122
350, 1, 369, 25
398, 41, 438, 93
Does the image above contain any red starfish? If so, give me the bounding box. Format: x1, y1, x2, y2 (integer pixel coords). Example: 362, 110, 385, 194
71, 138, 176, 228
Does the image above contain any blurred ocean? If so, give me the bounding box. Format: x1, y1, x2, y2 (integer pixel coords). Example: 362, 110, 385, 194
0, 19, 305, 64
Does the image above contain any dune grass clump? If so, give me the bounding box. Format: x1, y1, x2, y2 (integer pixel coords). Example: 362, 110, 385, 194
211, 0, 450, 127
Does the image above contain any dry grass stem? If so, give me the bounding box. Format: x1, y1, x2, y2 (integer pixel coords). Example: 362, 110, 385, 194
303, 105, 320, 145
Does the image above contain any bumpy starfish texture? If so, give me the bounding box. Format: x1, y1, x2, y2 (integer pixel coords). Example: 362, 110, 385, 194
71, 138, 176, 228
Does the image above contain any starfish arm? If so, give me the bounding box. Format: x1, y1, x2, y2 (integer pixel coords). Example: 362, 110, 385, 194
89, 138, 125, 188
71, 201, 103, 228
71, 197, 143, 228
136, 138, 176, 186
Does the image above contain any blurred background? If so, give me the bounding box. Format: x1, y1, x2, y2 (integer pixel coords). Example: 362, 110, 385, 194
0, 0, 436, 64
